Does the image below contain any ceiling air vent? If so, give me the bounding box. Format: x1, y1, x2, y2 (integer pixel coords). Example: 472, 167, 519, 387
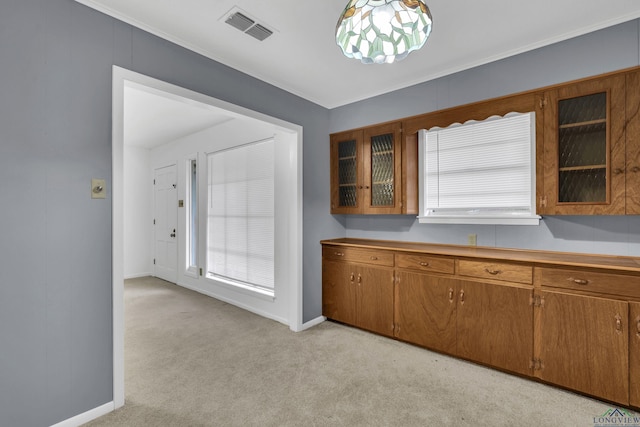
245, 24, 273, 42
223, 8, 274, 41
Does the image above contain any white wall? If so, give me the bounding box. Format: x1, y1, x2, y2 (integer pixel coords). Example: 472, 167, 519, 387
149, 116, 299, 326
123, 145, 153, 278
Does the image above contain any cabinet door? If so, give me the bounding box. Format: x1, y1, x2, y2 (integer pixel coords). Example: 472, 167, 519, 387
322, 259, 357, 325
456, 280, 534, 376
538, 290, 628, 405
362, 122, 403, 214
330, 130, 363, 214
542, 75, 626, 214
631, 302, 640, 408
625, 71, 640, 214
394, 271, 457, 354
356, 264, 395, 337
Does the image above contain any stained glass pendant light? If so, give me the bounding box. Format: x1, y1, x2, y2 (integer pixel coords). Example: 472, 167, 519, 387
336, 0, 433, 64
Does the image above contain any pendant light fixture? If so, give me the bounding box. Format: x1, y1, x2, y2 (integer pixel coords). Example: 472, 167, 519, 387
336, 0, 433, 64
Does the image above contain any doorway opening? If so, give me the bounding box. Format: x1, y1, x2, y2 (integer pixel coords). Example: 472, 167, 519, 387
112, 66, 303, 409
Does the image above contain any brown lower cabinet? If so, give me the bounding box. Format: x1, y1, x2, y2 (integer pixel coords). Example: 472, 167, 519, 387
537, 290, 629, 405
322, 238, 640, 409
394, 271, 533, 376
631, 302, 640, 408
322, 259, 394, 337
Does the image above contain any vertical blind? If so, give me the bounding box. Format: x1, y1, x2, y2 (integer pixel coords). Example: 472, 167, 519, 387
207, 138, 275, 290
420, 112, 536, 219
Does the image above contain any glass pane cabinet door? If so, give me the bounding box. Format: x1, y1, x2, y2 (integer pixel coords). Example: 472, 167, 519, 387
370, 133, 395, 207
543, 75, 625, 215
330, 130, 363, 214
337, 139, 358, 208
557, 92, 607, 203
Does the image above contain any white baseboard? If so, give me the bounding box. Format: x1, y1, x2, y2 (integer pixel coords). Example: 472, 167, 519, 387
50, 402, 114, 427
124, 272, 152, 280
295, 315, 326, 332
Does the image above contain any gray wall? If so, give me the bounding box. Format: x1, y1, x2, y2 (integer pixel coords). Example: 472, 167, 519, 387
2, 1, 640, 425
0, 1, 336, 426
330, 20, 640, 258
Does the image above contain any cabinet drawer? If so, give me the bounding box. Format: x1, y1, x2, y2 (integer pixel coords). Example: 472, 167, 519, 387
322, 246, 394, 266
539, 267, 640, 298
396, 253, 454, 274
458, 260, 532, 284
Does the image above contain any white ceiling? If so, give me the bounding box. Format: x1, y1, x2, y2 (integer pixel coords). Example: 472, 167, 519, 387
78, 0, 640, 109
124, 85, 234, 148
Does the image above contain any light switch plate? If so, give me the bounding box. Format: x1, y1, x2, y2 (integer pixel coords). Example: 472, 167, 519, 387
92, 178, 106, 199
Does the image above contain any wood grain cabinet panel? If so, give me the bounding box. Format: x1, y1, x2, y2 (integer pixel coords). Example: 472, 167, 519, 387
625, 71, 640, 214
631, 302, 640, 408
394, 271, 457, 354
537, 290, 629, 405
322, 247, 395, 337
458, 260, 532, 285
322, 259, 356, 325
322, 246, 394, 266
395, 253, 454, 274
539, 267, 640, 299
456, 280, 533, 376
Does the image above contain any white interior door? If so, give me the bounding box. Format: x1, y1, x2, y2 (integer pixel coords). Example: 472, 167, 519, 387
154, 164, 178, 283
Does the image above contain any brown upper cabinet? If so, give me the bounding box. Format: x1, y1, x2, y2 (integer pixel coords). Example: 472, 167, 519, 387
330, 122, 417, 214
541, 74, 627, 214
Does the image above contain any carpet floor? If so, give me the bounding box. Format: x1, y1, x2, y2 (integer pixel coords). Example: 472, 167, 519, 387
84, 276, 629, 426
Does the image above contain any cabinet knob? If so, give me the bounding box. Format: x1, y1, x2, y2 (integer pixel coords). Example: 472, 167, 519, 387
613, 168, 625, 175
632, 166, 640, 173
357, 274, 362, 284
350, 273, 355, 282
448, 288, 454, 303
459, 289, 465, 304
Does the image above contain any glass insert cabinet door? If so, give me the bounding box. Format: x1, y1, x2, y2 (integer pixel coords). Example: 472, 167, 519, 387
330, 122, 403, 214
543, 75, 626, 215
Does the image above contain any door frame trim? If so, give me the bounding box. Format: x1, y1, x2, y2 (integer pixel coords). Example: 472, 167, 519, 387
112, 66, 304, 409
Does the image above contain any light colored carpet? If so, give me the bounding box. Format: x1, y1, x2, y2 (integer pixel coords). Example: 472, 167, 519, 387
85, 276, 624, 426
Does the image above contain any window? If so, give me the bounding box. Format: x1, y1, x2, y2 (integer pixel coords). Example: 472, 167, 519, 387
185, 157, 198, 277
418, 112, 540, 225
206, 138, 275, 295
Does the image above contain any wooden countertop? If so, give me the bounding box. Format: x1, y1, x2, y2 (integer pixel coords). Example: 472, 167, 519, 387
321, 238, 640, 274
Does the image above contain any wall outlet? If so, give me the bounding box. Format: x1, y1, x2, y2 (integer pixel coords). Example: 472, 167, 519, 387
468, 234, 477, 246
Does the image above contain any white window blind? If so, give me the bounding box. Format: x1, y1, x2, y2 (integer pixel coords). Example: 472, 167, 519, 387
207, 138, 275, 292
418, 112, 539, 225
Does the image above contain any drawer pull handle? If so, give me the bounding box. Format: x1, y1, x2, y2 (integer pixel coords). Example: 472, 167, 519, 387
448, 288, 454, 303
613, 167, 624, 175
370, 256, 378, 260
636, 316, 640, 338
334, 252, 345, 257
357, 274, 362, 284
632, 166, 640, 173
350, 273, 355, 282
615, 314, 623, 334
459, 289, 465, 304
419, 262, 430, 267
485, 268, 502, 275
572, 278, 589, 285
